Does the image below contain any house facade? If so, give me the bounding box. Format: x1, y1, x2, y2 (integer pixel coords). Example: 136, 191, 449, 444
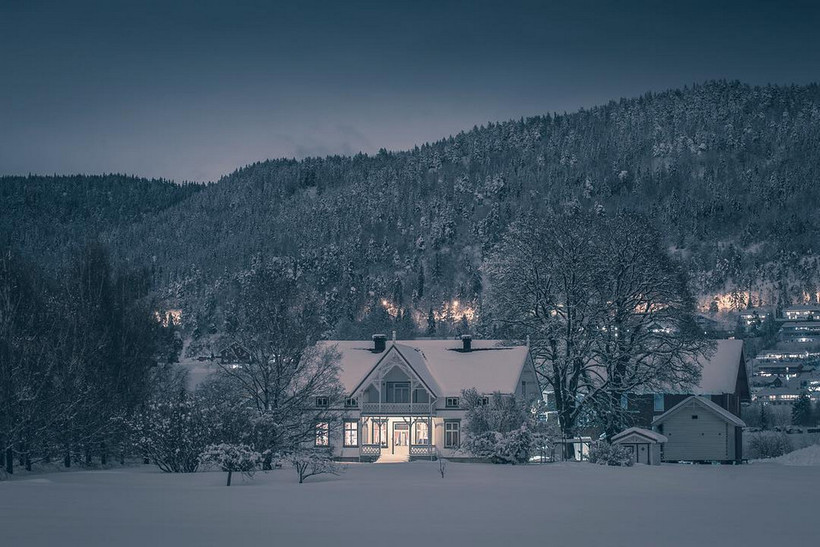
625, 339, 751, 426
652, 396, 745, 463
313, 335, 539, 462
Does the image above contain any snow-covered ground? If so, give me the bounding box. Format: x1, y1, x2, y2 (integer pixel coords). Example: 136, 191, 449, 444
1, 461, 817, 547
768, 443, 820, 466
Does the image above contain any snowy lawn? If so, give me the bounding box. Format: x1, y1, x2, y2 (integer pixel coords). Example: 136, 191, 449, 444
1, 460, 816, 547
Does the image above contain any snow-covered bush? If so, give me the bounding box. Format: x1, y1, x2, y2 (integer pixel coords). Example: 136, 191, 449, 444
128, 392, 217, 473
199, 443, 262, 486
290, 448, 342, 484
462, 389, 541, 464
588, 441, 634, 466
748, 432, 793, 459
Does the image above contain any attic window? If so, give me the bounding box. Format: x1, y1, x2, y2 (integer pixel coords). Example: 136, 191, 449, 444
316, 397, 329, 408
479, 397, 490, 406
445, 397, 460, 408
691, 415, 698, 420
344, 397, 358, 408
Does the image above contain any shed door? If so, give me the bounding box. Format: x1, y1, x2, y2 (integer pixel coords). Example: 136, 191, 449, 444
637, 444, 649, 464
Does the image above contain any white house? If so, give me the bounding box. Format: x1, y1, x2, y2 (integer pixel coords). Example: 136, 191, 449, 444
652, 396, 746, 463
314, 335, 539, 462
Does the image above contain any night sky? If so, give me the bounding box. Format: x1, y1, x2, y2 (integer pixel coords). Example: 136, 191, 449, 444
2, 0, 819, 183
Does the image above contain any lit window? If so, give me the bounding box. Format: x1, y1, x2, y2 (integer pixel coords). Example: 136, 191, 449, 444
367, 420, 388, 447
444, 421, 460, 448
315, 422, 329, 446
414, 421, 429, 445
653, 394, 665, 412
445, 397, 460, 408
343, 420, 358, 447
316, 396, 329, 407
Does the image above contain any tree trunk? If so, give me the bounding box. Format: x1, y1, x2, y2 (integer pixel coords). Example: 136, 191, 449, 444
5, 447, 13, 474
226, 470, 232, 487
100, 442, 107, 466
64, 445, 71, 468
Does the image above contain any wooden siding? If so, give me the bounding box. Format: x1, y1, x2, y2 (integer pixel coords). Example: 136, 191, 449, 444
658, 399, 736, 461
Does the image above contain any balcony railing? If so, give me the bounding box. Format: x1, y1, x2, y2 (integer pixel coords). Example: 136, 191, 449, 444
410, 444, 434, 457
359, 444, 381, 462
361, 402, 434, 415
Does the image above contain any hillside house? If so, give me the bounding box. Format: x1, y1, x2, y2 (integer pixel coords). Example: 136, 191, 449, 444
313, 335, 539, 462
782, 305, 820, 321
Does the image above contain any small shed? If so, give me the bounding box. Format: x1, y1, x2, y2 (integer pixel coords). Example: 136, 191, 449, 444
652, 396, 746, 463
611, 427, 667, 465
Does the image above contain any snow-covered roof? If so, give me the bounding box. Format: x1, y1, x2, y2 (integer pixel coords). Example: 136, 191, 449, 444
611, 427, 668, 444
691, 339, 745, 395
652, 396, 746, 427
318, 339, 531, 397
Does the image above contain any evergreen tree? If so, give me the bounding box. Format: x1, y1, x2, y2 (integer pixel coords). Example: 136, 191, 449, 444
792, 393, 813, 426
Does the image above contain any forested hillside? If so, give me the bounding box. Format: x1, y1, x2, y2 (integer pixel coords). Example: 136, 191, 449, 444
4, 81, 820, 339
0, 174, 202, 273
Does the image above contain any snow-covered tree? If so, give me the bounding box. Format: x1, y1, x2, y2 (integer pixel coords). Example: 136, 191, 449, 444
290, 448, 341, 484
217, 259, 344, 467
129, 390, 216, 473
199, 443, 262, 486
461, 389, 542, 464
484, 212, 709, 446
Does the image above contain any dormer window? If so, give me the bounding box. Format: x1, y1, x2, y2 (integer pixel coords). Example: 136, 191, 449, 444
316, 396, 329, 408
445, 397, 460, 408
345, 397, 358, 408
480, 397, 489, 406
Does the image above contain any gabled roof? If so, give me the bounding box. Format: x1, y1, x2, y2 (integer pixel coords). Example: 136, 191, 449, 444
612, 427, 668, 444
318, 339, 532, 397
692, 339, 746, 395
652, 396, 746, 427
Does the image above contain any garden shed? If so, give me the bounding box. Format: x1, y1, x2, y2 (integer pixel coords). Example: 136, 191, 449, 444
611, 427, 667, 465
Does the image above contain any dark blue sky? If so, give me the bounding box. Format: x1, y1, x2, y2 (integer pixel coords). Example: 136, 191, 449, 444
2, 0, 819, 182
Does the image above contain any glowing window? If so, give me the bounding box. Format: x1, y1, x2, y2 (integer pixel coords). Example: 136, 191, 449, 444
343, 420, 358, 447
444, 420, 460, 448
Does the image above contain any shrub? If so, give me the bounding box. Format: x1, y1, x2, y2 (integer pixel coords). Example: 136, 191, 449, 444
588, 441, 634, 466
748, 432, 793, 459
199, 443, 262, 486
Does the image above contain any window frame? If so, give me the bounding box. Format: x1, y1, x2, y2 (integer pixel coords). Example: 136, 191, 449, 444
445, 397, 460, 408
343, 420, 359, 448
653, 393, 665, 412
344, 397, 358, 408
444, 420, 461, 449
315, 396, 329, 408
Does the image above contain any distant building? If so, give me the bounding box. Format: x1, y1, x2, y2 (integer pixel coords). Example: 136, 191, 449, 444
756, 348, 820, 362
779, 322, 820, 344
217, 343, 252, 365
755, 361, 807, 377
782, 305, 820, 322
739, 309, 770, 328
652, 396, 745, 463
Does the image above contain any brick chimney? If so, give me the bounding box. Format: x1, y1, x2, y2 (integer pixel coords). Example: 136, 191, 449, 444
461, 334, 472, 352
372, 334, 387, 353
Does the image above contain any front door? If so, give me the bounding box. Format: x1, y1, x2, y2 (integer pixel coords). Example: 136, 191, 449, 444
392, 422, 409, 455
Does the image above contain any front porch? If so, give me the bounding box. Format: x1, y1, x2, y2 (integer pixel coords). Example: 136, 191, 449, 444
358, 416, 435, 462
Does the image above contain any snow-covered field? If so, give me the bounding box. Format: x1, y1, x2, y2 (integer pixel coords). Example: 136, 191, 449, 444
1, 461, 816, 547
